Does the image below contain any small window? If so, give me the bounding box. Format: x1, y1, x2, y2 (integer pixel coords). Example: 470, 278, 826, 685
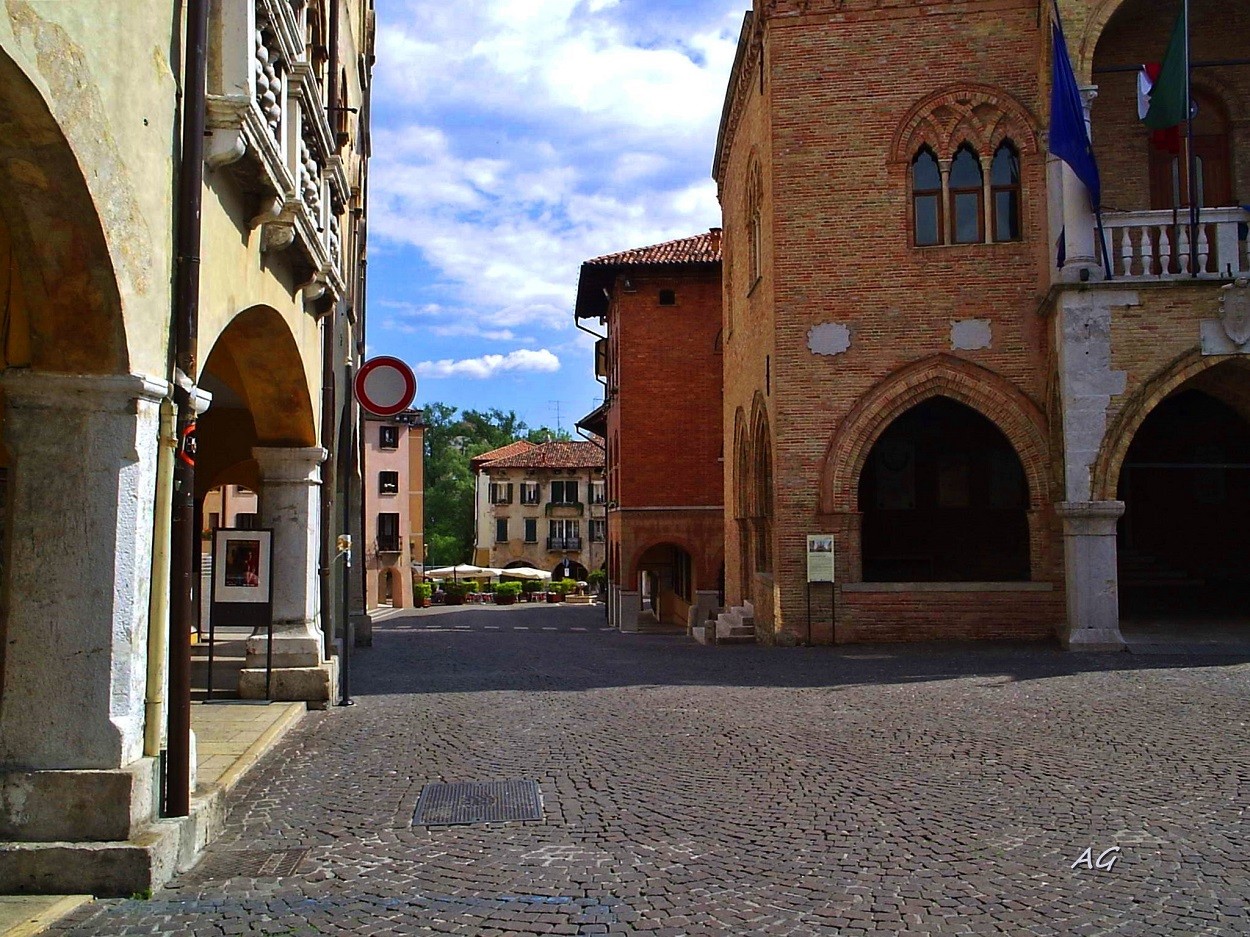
590, 481, 605, 505
524, 518, 538, 543
379, 425, 399, 449
378, 471, 399, 494
912, 148, 942, 247
589, 519, 606, 542
991, 142, 1022, 242
377, 513, 400, 552
235, 513, 257, 530
658, 289, 676, 306
520, 481, 541, 505
495, 517, 509, 543
208, 512, 220, 531
949, 145, 984, 245
489, 481, 513, 504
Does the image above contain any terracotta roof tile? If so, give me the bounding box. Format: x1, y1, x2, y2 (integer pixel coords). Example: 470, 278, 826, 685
481, 439, 605, 470
469, 439, 535, 470
585, 230, 722, 267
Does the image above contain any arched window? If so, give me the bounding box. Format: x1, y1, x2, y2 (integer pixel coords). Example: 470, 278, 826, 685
949, 145, 983, 244
991, 142, 1021, 242
858, 397, 1029, 582
747, 161, 763, 287
912, 148, 942, 247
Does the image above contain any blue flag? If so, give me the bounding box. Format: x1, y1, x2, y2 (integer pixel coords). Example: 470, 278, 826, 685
1049, 8, 1101, 210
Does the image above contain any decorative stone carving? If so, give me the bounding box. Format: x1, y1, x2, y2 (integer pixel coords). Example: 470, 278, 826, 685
1219, 277, 1250, 348
807, 322, 851, 356
250, 196, 298, 252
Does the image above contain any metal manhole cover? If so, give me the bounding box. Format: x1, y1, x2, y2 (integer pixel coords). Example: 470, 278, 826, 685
194, 848, 309, 879
413, 779, 543, 826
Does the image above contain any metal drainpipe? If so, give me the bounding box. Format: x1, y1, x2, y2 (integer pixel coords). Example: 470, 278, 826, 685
143, 399, 176, 758
166, 0, 209, 819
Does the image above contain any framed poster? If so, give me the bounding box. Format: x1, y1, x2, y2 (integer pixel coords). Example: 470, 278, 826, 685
806, 534, 835, 583
212, 529, 273, 604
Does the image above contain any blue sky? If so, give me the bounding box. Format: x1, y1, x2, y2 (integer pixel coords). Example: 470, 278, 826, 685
368, 0, 746, 432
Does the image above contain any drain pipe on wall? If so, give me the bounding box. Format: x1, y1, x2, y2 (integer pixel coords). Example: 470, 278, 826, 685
144, 399, 177, 758
166, 0, 210, 819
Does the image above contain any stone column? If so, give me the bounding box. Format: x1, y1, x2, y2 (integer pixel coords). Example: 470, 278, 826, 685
239, 446, 336, 702
0, 371, 166, 841
1056, 501, 1126, 651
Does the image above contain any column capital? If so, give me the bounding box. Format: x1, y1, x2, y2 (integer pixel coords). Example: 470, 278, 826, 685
1, 370, 169, 413
1055, 500, 1125, 535
252, 446, 327, 484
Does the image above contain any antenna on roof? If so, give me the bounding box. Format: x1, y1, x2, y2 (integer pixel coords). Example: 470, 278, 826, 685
549, 400, 564, 436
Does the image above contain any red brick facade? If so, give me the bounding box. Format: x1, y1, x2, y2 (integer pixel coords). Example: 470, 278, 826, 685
716, 0, 1250, 645
575, 233, 726, 630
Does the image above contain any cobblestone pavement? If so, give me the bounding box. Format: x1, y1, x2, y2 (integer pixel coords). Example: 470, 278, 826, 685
55, 604, 1250, 935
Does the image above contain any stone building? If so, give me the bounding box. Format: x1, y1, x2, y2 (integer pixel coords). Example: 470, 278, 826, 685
0, 0, 374, 893
716, 0, 1249, 647
363, 410, 424, 609
574, 232, 725, 631
472, 440, 607, 580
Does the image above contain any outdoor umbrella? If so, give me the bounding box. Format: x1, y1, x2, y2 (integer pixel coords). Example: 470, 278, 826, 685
423, 563, 498, 582
498, 566, 552, 581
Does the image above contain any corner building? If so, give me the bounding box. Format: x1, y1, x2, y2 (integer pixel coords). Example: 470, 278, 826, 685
718, 0, 1250, 647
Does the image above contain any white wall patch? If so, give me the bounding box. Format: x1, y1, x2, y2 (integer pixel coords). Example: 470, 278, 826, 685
807, 322, 851, 356
950, 319, 992, 350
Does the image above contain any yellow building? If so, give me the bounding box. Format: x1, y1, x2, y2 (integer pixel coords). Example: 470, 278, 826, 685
0, 0, 375, 895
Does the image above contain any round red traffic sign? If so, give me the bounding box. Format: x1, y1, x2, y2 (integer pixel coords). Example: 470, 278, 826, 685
354, 356, 417, 416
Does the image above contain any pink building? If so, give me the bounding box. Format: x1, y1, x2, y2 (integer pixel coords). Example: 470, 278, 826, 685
363, 411, 424, 608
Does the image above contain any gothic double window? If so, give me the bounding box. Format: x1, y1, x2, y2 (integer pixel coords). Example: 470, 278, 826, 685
911, 142, 1021, 247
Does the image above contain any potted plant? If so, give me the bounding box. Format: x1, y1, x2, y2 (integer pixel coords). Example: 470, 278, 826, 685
520, 579, 541, 602
443, 580, 471, 606
494, 581, 522, 605
587, 569, 606, 597
414, 582, 432, 608
547, 579, 573, 603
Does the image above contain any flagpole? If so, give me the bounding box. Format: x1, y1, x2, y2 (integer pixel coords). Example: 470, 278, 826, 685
1184, 0, 1199, 275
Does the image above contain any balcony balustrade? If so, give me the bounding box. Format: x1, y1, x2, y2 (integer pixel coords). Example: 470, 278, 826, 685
1101, 208, 1250, 281
547, 537, 582, 552
206, 0, 348, 298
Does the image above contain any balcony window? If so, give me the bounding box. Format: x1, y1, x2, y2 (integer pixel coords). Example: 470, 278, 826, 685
377, 513, 400, 552
548, 519, 581, 552
550, 480, 579, 505
379, 471, 399, 495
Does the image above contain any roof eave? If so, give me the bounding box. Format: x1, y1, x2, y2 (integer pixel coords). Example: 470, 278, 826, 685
712, 11, 755, 187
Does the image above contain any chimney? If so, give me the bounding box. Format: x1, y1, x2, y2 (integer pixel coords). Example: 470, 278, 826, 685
708, 226, 722, 255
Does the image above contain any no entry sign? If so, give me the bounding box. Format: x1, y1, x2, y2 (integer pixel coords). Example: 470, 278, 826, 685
354, 356, 417, 416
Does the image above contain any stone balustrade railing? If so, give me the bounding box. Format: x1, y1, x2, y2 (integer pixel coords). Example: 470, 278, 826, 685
206, 0, 349, 298
1101, 207, 1250, 280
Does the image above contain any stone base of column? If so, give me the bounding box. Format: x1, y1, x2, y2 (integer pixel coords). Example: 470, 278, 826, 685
352, 611, 373, 647
0, 756, 187, 897
618, 590, 641, 633
1063, 628, 1126, 652
238, 660, 336, 705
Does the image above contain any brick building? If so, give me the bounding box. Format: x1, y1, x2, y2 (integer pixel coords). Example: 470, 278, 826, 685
575, 232, 725, 631
716, 0, 1250, 647
363, 411, 425, 609
471, 440, 607, 579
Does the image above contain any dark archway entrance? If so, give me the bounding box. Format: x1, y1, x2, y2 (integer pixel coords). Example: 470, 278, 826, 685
1118, 389, 1250, 620
859, 397, 1029, 581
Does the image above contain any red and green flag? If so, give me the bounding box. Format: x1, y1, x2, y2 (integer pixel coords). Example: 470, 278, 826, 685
1144, 8, 1188, 130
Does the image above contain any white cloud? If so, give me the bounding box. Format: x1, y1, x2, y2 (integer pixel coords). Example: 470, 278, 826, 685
370, 0, 741, 344
416, 348, 562, 380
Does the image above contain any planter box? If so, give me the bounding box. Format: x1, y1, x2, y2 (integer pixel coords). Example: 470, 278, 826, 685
546, 593, 564, 603
444, 594, 466, 606
494, 595, 516, 605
